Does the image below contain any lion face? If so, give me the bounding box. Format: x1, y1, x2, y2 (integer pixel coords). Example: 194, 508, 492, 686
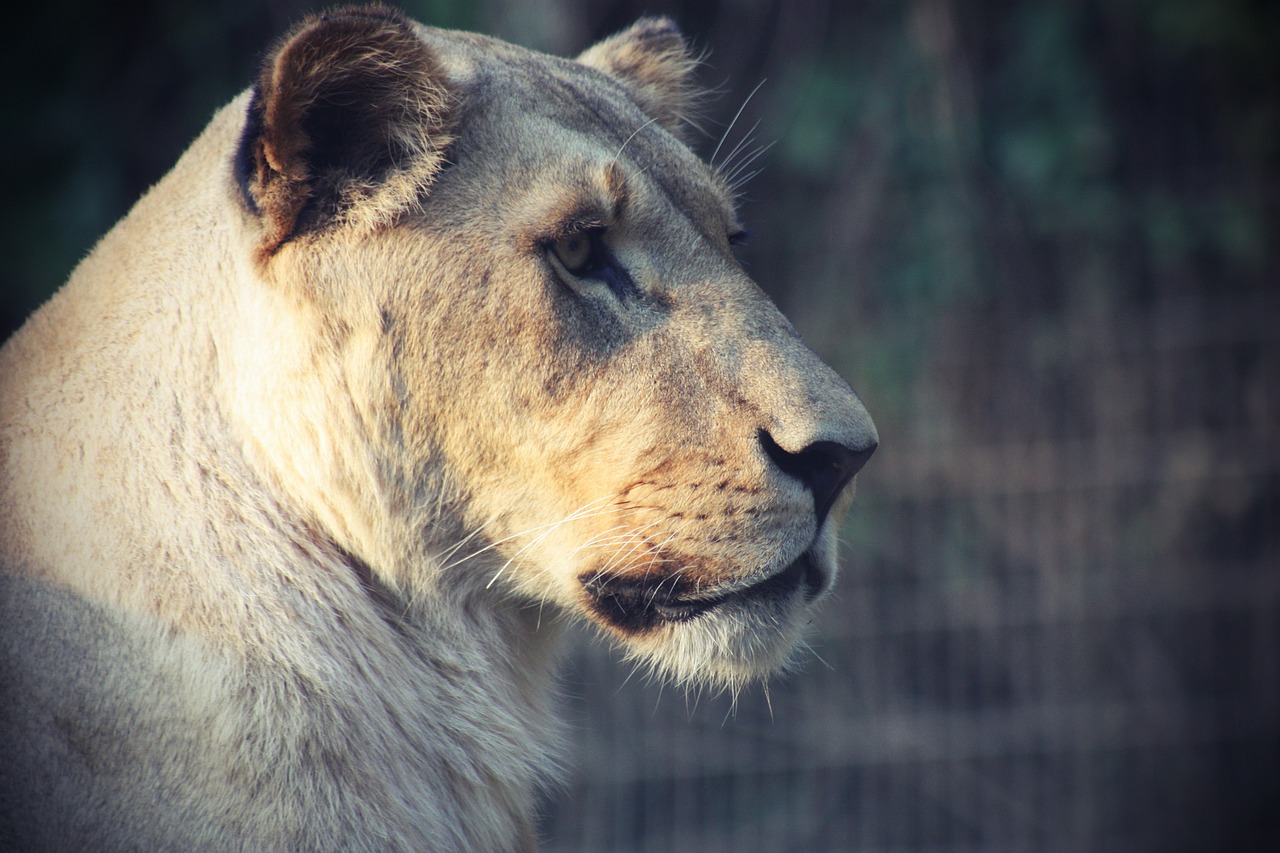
237, 11, 876, 688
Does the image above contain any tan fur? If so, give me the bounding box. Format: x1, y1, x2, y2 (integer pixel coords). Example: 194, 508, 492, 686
0, 7, 875, 851
576, 17, 702, 139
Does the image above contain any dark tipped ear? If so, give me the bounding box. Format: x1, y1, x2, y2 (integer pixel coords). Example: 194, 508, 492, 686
237, 5, 454, 256
577, 17, 700, 138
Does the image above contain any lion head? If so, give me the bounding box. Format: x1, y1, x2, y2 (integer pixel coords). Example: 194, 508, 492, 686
229, 6, 877, 691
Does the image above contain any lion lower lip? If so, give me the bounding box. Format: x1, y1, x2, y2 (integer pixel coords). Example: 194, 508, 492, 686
652, 596, 726, 622
583, 553, 821, 633
676, 552, 826, 609
739, 552, 810, 600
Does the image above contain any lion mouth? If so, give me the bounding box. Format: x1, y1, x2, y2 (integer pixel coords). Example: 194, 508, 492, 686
581, 552, 825, 634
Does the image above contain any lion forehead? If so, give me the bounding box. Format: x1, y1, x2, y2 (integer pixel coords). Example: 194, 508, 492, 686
416, 33, 736, 240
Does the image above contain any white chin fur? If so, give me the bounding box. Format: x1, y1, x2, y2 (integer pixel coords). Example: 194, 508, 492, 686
580, 522, 844, 691
616, 581, 821, 691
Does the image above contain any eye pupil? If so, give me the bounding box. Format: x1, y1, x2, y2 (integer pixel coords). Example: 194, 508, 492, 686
553, 232, 594, 273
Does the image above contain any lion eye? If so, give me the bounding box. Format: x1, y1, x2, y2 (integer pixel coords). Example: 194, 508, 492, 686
545, 227, 640, 301
551, 232, 596, 276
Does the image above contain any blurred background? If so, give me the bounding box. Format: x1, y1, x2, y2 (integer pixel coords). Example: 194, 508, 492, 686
3, 0, 1276, 850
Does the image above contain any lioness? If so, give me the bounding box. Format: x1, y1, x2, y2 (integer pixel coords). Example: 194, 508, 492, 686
0, 6, 876, 850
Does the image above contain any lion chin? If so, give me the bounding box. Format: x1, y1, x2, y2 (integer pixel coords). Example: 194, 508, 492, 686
579, 539, 837, 685
0, 5, 875, 851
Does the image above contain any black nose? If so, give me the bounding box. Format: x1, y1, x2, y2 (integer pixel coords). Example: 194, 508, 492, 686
760, 429, 877, 527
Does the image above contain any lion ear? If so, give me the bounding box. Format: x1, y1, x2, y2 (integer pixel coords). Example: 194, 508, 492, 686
237, 6, 454, 256
577, 17, 700, 138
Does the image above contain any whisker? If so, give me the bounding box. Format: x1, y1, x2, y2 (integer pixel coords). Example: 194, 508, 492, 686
716, 118, 761, 174
612, 116, 661, 165
446, 498, 625, 592
485, 507, 607, 589
710, 78, 766, 170
723, 140, 776, 194
435, 512, 501, 565
803, 640, 835, 671
593, 515, 672, 576
440, 496, 614, 573
564, 511, 653, 560
615, 660, 643, 696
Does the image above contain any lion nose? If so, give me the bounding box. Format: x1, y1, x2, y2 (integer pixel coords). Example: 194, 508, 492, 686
759, 429, 877, 527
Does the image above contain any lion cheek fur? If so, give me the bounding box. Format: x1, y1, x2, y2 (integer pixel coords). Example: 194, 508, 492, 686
0, 7, 876, 851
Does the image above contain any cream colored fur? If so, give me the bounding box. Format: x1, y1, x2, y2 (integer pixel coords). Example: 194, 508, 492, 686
0, 8, 875, 851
